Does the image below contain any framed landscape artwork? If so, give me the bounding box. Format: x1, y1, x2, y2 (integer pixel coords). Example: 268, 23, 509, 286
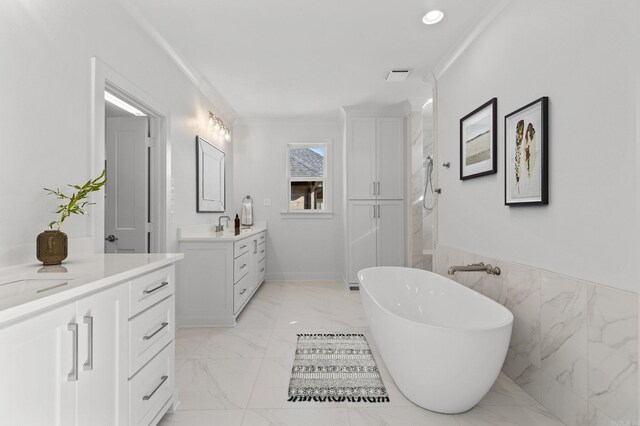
460, 98, 497, 180
504, 97, 548, 206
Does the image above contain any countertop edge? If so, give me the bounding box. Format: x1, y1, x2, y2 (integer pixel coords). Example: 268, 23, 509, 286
178, 225, 267, 242
0, 254, 183, 328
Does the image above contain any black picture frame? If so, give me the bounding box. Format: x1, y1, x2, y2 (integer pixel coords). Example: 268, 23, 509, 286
460, 98, 498, 180
504, 97, 549, 206
196, 135, 226, 213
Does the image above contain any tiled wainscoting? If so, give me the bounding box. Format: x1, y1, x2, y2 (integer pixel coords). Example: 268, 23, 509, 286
433, 245, 638, 426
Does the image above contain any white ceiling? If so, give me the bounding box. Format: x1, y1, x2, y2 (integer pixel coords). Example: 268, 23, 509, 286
125, 0, 493, 119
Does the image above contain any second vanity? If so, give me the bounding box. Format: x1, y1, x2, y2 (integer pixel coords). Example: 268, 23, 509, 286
177, 222, 267, 326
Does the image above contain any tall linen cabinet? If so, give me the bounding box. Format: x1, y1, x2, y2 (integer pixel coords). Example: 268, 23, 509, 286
344, 110, 407, 286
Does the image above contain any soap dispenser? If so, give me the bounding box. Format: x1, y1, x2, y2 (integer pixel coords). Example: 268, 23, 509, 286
234, 214, 240, 235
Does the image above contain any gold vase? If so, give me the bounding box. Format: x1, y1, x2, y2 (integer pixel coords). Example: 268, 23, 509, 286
36, 230, 68, 265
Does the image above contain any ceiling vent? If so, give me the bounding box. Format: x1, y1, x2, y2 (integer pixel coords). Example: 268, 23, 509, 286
386, 70, 410, 82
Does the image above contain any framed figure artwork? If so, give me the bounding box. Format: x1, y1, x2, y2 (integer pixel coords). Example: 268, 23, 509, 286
504, 97, 549, 206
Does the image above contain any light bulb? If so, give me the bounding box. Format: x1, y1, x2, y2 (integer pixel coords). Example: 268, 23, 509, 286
423, 10, 444, 25
224, 131, 231, 142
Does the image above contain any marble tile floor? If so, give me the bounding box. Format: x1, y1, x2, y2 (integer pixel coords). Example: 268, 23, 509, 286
160, 281, 565, 426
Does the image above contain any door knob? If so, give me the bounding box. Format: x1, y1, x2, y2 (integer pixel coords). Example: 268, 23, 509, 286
105, 235, 118, 242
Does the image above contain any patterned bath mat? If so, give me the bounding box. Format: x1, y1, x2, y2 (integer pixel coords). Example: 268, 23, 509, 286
287, 333, 389, 403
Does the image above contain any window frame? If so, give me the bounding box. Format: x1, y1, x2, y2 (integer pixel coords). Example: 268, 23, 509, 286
284, 141, 332, 215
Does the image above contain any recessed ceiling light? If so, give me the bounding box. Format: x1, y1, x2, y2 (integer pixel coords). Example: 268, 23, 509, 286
423, 10, 444, 25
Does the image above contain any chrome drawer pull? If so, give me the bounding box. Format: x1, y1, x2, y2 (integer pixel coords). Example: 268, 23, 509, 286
260, 268, 265, 272
143, 322, 169, 341
143, 375, 168, 401
143, 281, 169, 294
239, 244, 247, 249
240, 264, 247, 269
67, 323, 78, 382
260, 249, 265, 254
83, 316, 93, 371
239, 288, 247, 295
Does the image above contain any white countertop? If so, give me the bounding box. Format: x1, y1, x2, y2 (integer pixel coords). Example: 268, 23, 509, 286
0, 253, 183, 327
178, 222, 267, 242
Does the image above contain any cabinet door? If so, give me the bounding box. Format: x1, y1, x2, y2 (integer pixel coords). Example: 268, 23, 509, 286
77, 284, 128, 426
376, 200, 405, 267
376, 117, 404, 200
347, 118, 377, 199
0, 303, 78, 425
348, 201, 378, 283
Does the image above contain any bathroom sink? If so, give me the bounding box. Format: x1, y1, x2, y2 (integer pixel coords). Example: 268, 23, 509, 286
0, 274, 81, 308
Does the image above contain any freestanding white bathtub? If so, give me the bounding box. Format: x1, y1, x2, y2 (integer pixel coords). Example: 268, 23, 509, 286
358, 267, 513, 414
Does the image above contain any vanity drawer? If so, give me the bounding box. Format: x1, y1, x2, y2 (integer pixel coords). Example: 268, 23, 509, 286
257, 232, 266, 244
234, 238, 250, 258
257, 241, 266, 261
129, 342, 174, 426
129, 266, 174, 317
234, 252, 250, 283
257, 258, 266, 283
129, 295, 174, 376
233, 273, 251, 313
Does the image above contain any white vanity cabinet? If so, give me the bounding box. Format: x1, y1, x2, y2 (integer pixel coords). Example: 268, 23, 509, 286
0, 255, 181, 426
0, 282, 128, 425
127, 266, 176, 426
178, 225, 267, 326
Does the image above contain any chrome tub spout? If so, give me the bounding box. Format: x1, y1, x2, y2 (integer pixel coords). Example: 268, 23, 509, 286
448, 263, 501, 276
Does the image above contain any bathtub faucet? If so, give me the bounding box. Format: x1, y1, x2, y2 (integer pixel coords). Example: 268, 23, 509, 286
448, 262, 501, 276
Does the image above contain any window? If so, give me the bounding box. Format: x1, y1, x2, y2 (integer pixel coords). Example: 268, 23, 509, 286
286, 142, 330, 213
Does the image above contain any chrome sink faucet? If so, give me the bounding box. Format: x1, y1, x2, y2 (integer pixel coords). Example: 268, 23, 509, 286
215, 215, 231, 232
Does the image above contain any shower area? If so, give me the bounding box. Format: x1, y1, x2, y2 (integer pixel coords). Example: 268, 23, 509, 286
409, 92, 435, 271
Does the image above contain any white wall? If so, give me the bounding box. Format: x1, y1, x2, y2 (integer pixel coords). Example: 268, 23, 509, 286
233, 120, 344, 281
0, 0, 232, 266
435, 0, 640, 292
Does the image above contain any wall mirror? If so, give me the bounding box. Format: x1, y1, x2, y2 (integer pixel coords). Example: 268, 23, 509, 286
196, 135, 225, 212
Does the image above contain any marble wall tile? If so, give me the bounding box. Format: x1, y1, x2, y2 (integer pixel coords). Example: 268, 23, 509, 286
588, 284, 638, 423
505, 263, 542, 370
540, 272, 588, 399
460, 252, 487, 293
434, 245, 639, 426
512, 363, 588, 426
482, 259, 508, 305
587, 404, 616, 426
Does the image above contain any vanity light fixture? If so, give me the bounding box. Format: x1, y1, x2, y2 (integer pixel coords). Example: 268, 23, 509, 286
422, 10, 444, 25
208, 111, 232, 141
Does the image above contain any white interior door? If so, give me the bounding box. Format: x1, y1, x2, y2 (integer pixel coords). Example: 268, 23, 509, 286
348, 200, 377, 283
376, 200, 405, 267
105, 117, 148, 253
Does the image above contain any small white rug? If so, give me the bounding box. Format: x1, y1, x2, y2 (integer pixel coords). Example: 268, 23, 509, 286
287, 333, 389, 403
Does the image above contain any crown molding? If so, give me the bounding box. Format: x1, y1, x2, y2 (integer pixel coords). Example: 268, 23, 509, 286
431, 0, 511, 80
117, 0, 238, 123
234, 117, 340, 127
